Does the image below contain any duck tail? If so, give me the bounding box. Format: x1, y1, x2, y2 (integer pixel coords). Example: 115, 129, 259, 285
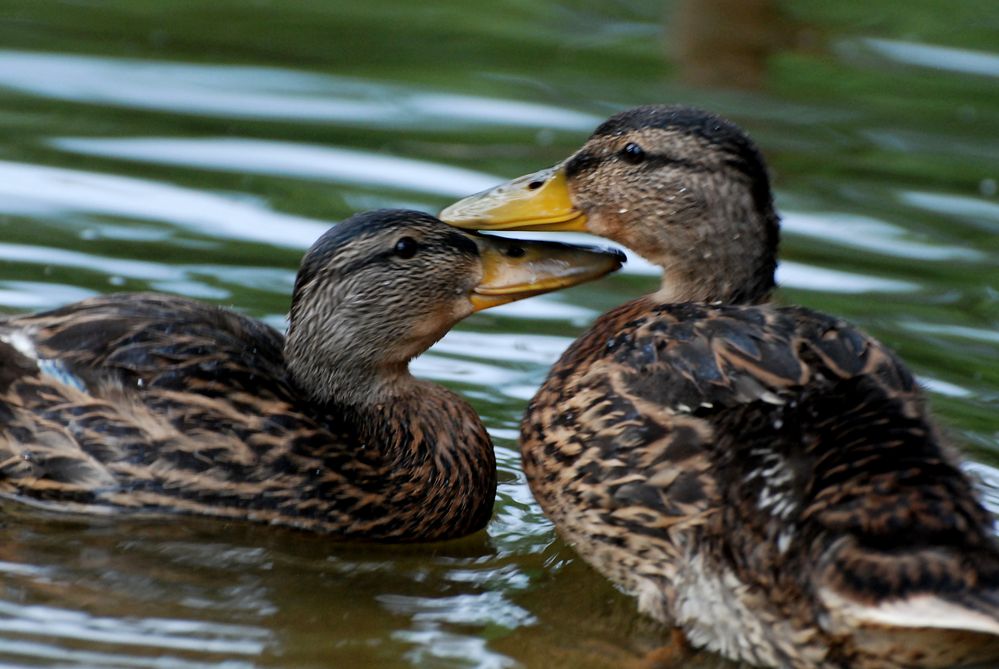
817, 535, 999, 639
837, 590, 999, 637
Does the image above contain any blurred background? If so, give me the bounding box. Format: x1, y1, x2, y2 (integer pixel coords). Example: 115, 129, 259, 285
0, 1, 996, 667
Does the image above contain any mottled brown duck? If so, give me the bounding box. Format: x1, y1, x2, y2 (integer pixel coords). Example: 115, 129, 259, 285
442, 106, 999, 667
0, 209, 622, 541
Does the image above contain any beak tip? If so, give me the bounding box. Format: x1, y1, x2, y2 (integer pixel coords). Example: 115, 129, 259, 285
438, 205, 465, 226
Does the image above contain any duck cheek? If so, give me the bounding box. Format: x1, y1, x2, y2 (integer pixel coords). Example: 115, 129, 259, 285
584, 209, 628, 246
406, 302, 467, 349
453, 298, 476, 322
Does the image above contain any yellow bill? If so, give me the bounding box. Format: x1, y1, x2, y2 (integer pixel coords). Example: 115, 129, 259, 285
468, 232, 622, 312
442, 164, 587, 232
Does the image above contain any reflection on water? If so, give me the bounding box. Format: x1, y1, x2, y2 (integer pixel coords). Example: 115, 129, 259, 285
0, 601, 269, 654
901, 190, 999, 231
856, 38, 999, 78
52, 137, 501, 197
0, 50, 599, 130
0, 1, 996, 668
784, 211, 984, 261
0, 160, 328, 248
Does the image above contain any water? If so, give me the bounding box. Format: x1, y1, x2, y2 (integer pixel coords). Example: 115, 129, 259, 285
0, 1, 996, 667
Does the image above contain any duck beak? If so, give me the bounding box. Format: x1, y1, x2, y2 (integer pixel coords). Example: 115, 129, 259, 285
441, 164, 588, 232
469, 233, 623, 312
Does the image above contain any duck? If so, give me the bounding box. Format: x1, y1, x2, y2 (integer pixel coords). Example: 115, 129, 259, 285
0, 208, 623, 542
441, 106, 999, 667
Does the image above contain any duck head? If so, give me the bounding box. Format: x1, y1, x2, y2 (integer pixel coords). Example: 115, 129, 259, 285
285, 209, 624, 405
442, 105, 780, 305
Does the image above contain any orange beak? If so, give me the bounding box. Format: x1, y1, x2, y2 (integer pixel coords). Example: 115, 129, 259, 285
467, 231, 622, 312
441, 163, 587, 233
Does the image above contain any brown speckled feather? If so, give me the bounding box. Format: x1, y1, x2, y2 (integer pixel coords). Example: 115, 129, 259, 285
0, 210, 623, 541
442, 105, 999, 667
0, 292, 494, 541
524, 297, 999, 667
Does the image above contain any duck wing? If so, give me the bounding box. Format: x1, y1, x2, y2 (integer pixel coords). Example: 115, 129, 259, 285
0, 293, 378, 526
3, 292, 290, 396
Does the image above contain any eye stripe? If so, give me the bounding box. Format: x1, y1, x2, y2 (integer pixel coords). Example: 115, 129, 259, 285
568, 149, 713, 177
565, 151, 601, 179
641, 154, 711, 172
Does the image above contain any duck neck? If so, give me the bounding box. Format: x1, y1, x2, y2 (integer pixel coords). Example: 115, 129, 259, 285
652, 252, 776, 305
649, 209, 779, 306
284, 313, 413, 406
294, 356, 413, 408
344, 378, 497, 541
286, 345, 496, 541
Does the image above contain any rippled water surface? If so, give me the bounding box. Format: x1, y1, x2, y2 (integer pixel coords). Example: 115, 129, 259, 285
0, 1, 997, 667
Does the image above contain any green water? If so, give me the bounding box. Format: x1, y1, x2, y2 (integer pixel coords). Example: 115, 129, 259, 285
0, 1, 996, 667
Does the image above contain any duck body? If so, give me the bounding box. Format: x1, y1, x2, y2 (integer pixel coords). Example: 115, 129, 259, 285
524, 296, 999, 668
0, 292, 489, 540
442, 107, 999, 665
0, 209, 623, 541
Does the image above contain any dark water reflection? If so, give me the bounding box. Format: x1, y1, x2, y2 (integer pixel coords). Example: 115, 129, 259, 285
0, 1, 996, 667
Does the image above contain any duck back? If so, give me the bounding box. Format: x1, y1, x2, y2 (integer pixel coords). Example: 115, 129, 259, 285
0, 293, 392, 534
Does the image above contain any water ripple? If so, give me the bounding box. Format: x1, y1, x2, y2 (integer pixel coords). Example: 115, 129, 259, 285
900, 190, 999, 233
379, 592, 536, 629
395, 628, 516, 669
0, 282, 98, 310
0, 160, 327, 249
0, 50, 599, 130
0, 601, 269, 655
777, 261, 917, 293
783, 212, 984, 262
903, 322, 999, 346
53, 136, 502, 198
0, 638, 255, 669
861, 38, 999, 79
919, 376, 974, 399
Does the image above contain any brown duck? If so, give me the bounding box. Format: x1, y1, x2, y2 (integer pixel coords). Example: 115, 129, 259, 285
442, 106, 999, 667
0, 209, 622, 541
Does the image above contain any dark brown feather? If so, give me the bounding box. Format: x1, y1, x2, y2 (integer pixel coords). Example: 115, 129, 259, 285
523, 296, 999, 667
0, 292, 495, 541
440, 104, 999, 666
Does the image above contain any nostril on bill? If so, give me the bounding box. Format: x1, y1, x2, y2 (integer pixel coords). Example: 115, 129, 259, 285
527, 180, 544, 191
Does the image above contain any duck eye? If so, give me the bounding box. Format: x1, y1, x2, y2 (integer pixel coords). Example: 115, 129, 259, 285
620, 142, 646, 164
393, 237, 418, 259
504, 245, 526, 259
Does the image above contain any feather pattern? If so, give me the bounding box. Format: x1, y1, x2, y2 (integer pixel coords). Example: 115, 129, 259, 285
524, 298, 999, 667
0, 210, 622, 541
441, 105, 999, 667
0, 292, 493, 540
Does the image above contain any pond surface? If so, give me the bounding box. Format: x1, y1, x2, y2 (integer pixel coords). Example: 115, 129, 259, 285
0, 1, 997, 667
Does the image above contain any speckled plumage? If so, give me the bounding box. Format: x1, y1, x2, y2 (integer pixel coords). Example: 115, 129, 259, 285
0, 292, 493, 540
442, 106, 999, 667
0, 209, 622, 541
525, 299, 999, 667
